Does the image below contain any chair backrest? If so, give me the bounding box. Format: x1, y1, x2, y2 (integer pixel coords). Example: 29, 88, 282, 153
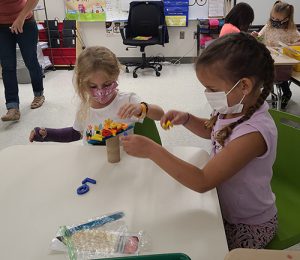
269, 109, 300, 186
127, 1, 164, 38
266, 109, 300, 249
134, 117, 162, 145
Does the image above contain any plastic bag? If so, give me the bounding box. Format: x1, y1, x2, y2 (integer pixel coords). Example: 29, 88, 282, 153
51, 212, 146, 260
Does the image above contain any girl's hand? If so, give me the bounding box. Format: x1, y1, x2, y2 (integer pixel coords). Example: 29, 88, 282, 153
251, 31, 259, 38
120, 134, 155, 158
29, 127, 47, 142
160, 110, 189, 127
118, 103, 141, 119
10, 16, 25, 34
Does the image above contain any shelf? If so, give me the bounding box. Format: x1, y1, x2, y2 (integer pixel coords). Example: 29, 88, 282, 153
37, 20, 77, 67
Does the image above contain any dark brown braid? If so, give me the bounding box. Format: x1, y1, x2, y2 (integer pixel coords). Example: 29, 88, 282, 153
196, 32, 275, 146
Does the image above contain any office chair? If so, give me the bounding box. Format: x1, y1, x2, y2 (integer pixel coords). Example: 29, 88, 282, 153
266, 109, 300, 249
120, 1, 169, 78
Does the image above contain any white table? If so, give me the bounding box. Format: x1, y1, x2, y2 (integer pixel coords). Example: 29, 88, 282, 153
0, 145, 228, 260
224, 248, 300, 260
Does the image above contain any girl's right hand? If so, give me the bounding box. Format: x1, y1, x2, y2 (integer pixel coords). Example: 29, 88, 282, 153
29, 127, 47, 142
251, 31, 259, 38
160, 110, 189, 127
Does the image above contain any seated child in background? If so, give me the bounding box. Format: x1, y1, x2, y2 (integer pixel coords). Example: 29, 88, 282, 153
121, 33, 278, 250
219, 2, 254, 37
252, 0, 300, 109
29, 46, 164, 143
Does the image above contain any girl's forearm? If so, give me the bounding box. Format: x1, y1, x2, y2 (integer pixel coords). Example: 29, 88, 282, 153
147, 104, 164, 120
183, 113, 211, 139
148, 144, 208, 193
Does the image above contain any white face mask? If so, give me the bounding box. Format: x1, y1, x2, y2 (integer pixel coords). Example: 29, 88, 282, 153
204, 80, 246, 114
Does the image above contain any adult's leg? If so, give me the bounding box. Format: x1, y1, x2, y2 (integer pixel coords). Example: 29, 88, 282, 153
0, 26, 19, 109
17, 20, 44, 99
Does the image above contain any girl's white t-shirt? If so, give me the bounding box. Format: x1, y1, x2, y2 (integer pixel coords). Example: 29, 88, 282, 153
259, 23, 300, 47
73, 91, 142, 144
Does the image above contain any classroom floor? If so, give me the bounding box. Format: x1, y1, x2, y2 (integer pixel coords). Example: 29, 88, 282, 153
1, 64, 300, 250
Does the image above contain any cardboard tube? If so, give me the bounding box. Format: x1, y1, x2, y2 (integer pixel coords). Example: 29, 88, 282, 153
106, 136, 120, 163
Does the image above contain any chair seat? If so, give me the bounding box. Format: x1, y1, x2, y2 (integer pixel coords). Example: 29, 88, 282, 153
266, 177, 300, 249
123, 36, 160, 47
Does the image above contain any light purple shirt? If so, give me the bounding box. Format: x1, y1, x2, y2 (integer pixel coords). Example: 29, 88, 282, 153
211, 102, 277, 225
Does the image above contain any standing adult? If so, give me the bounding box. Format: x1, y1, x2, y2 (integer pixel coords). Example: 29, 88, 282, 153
0, 0, 45, 121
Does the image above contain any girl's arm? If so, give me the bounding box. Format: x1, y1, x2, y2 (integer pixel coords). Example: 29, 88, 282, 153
182, 113, 211, 139
121, 131, 267, 193
290, 41, 300, 46
118, 102, 164, 121
146, 104, 164, 120
258, 24, 267, 37
29, 127, 82, 142
161, 110, 212, 139
290, 30, 300, 46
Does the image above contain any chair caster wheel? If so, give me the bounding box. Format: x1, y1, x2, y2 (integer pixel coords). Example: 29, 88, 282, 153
126, 67, 129, 73
156, 71, 160, 77
133, 73, 138, 78
157, 66, 162, 71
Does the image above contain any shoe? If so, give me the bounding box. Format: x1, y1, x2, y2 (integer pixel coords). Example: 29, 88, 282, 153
1, 109, 20, 121
31, 95, 45, 109
281, 92, 292, 110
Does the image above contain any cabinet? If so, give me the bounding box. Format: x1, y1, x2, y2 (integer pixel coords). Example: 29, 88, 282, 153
197, 19, 224, 56
37, 20, 77, 68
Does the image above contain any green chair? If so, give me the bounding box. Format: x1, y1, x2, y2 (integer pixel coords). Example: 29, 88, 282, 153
134, 117, 162, 145
266, 109, 300, 249
96, 253, 190, 260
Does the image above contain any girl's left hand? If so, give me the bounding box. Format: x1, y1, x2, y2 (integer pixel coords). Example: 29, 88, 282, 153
118, 103, 141, 119
10, 16, 25, 34
120, 134, 154, 158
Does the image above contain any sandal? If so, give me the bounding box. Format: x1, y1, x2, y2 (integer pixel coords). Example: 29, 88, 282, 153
31, 95, 45, 109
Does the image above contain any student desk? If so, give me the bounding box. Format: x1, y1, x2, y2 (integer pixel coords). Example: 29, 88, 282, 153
224, 248, 300, 260
270, 52, 299, 109
291, 71, 300, 87
0, 145, 228, 260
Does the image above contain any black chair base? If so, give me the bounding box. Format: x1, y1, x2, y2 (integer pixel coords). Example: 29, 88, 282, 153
124, 52, 162, 78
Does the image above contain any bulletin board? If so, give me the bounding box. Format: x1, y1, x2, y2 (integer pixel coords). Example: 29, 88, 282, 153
65, 0, 106, 21
64, 0, 225, 22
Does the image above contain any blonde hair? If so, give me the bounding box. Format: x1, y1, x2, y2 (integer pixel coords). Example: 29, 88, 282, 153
73, 46, 121, 120
270, 0, 296, 30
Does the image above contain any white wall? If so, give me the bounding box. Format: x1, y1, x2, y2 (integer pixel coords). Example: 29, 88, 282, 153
236, 0, 300, 25
35, 0, 198, 58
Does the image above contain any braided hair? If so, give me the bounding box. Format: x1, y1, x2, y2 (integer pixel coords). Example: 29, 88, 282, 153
196, 32, 274, 146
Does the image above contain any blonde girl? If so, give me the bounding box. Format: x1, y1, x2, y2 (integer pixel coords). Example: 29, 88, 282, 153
29, 46, 163, 143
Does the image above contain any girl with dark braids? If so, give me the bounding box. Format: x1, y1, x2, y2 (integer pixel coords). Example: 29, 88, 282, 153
121, 32, 278, 250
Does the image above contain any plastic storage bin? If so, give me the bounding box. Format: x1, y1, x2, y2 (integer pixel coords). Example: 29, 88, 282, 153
97, 253, 191, 260
283, 46, 300, 72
